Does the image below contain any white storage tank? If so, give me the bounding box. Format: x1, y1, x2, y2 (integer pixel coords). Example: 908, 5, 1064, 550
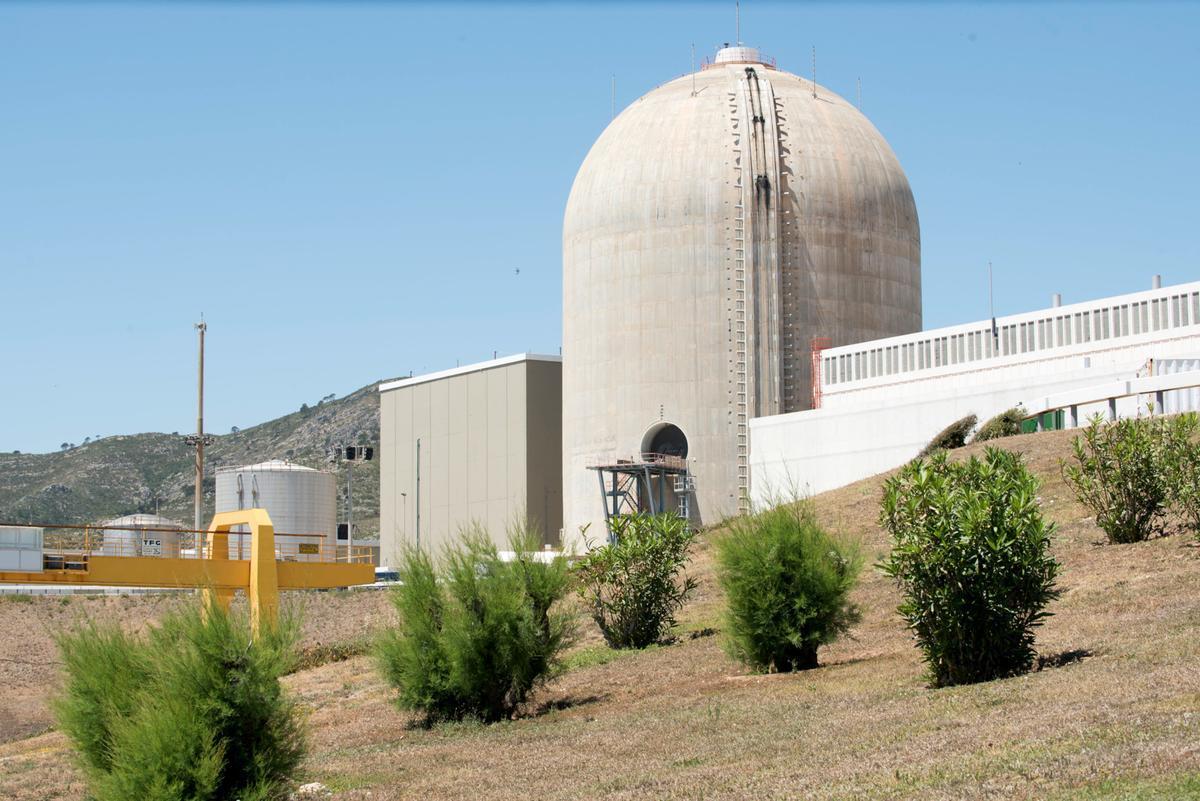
98, 514, 185, 558
214, 460, 335, 561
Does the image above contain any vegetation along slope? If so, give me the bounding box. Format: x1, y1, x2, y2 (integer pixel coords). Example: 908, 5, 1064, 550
1, 427, 1198, 800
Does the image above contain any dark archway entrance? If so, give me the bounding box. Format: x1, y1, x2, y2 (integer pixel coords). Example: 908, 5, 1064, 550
642, 423, 688, 459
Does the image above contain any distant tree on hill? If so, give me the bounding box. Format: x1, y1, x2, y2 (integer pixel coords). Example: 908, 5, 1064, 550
300, 403, 309, 414
61, 443, 69, 451
231, 426, 240, 433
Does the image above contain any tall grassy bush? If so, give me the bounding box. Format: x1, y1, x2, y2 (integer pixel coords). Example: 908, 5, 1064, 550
54, 600, 304, 801
376, 525, 574, 724
716, 503, 861, 672
973, 407, 1024, 443
1164, 412, 1200, 538
919, 414, 977, 457
1063, 413, 1174, 543
573, 513, 698, 649
880, 448, 1060, 687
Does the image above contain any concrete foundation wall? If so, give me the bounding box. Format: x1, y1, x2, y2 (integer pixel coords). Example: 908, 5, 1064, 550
751, 317, 1200, 503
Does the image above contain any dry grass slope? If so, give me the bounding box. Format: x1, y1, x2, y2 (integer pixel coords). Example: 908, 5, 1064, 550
1, 429, 1198, 800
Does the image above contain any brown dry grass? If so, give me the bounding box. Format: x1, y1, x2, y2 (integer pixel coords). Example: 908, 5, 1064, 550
2, 429, 1199, 800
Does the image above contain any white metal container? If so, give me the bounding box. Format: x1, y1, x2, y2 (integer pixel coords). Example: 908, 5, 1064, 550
98, 514, 184, 558
214, 460, 336, 561
0, 526, 43, 571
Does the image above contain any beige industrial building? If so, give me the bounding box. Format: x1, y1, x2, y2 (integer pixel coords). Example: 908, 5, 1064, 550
562, 44, 922, 542
378, 354, 562, 562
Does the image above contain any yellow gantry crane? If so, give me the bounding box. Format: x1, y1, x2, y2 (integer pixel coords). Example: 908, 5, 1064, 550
0, 509, 375, 632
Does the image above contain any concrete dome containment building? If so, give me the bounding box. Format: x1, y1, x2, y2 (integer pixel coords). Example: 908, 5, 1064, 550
562, 45, 922, 539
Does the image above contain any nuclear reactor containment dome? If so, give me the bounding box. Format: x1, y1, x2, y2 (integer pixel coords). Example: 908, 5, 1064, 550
562, 46, 922, 540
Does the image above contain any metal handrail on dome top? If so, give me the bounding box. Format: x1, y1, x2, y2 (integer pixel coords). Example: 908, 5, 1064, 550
701, 53, 777, 70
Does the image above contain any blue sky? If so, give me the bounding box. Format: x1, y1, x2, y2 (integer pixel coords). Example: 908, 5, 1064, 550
2, 2, 1197, 453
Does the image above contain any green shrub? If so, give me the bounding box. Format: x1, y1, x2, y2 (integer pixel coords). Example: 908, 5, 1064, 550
716, 503, 861, 672
879, 448, 1061, 687
1164, 412, 1200, 538
973, 407, 1024, 443
572, 513, 698, 649
376, 525, 574, 724
54, 601, 304, 801
919, 414, 978, 457
1063, 414, 1174, 543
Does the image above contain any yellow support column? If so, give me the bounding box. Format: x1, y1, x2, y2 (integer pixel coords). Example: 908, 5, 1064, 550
204, 509, 280, 634
246, 510, 279, 634
203, 518, 236, 613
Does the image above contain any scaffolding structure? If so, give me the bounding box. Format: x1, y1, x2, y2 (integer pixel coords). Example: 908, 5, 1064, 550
588, 453, 694, 539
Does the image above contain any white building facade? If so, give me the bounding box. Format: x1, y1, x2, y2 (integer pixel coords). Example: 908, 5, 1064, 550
750, 280, 1200, 502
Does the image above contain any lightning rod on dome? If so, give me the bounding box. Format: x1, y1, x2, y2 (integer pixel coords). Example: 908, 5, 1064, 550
857, 77, 862, 109
735, 0, 741, 46
691, 43, 696, 96
812, 45, 818, 99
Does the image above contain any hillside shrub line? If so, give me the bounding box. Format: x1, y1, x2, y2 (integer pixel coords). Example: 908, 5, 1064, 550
880, 448, 1061, 687
1062, 413, 1189, 543
54, 600, 305, 801
717, 502, 862, 672
376, 525, 575, 724
573, 513, 698, 649
919, 414, 978, 457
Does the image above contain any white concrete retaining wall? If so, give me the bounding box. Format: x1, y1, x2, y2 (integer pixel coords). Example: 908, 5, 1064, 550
750, 283, 1200, 504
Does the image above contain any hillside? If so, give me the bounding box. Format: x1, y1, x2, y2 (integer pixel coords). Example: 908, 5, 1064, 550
0, 383, 383, 536
1, 428, 1198, 799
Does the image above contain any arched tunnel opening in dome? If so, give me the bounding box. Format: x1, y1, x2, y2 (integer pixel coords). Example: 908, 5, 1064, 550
642, 423, 688, 459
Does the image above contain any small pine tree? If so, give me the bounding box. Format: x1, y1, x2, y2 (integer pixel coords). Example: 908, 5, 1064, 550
376, 524, 574, 724
717, 503, 861, 672
54, 601, 304, 801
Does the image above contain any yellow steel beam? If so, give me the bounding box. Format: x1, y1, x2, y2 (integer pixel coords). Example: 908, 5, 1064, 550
0, 509, 374, 633
0, 557, 371, 590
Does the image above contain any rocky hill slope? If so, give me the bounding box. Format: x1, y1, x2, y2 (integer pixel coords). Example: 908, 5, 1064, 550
0, 384, 383, 535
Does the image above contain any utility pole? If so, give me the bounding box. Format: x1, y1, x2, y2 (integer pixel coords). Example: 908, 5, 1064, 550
184, 320, 213, 553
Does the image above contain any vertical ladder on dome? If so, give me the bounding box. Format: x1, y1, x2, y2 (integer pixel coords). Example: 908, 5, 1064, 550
731, 87, 751, 514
